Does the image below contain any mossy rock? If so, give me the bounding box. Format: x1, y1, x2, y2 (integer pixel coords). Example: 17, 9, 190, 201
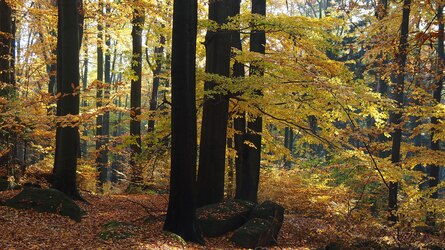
5, 187, 82, 222
0, 178, 21, 191
98, 221, 136, 240
196, 199, 256, 237
230, 218, 274, 248
249, 200, 285, 240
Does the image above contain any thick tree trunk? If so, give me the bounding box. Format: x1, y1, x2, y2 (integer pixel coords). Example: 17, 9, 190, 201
197, 0, 232, 207
129, 6, 144, 184
164, 0, 203, 243
238, 0, 266, 203
52, 0, 83, 199
388, 0, 410, 222
0, 0, 15, 170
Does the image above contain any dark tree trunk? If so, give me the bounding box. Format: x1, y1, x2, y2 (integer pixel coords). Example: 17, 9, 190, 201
148, 34, 166, 133
52, 0, 83, 199
164, 0, 203, 243
100, 3, 111, 184
0, 0, 15, 170
284, 127, 293, 169
197, 0, 232, 207
96, 1, 105, 184
388, 0, 410, 222
129, 6, 144, 184
238, 0, 266, 203
429, 4, 444, 201
81, 32, 88, 158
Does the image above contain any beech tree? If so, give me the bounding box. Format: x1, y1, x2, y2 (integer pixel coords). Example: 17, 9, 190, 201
197, 0, 232, 207
387, 0, 411, 222
52, 0, 84, 199
129, 4, 144, 185
163, 0, 203, 243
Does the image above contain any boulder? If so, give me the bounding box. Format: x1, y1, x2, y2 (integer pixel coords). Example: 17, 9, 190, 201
196, 199, 256, 237
249, 200, 285, 240
98, 221, 136, 241
230, 218, 274, 248
5, 188, 82, 222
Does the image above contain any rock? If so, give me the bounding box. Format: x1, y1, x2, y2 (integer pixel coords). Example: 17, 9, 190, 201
5, 188, 82, 222
196, 199, 256, 237
98, 221, 136, 240
0, 177, 20, 191
249, 200, 285, 240
230, 218, 274, 248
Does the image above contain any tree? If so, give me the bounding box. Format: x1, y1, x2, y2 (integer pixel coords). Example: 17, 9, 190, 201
0, 0, 15, 169
163, 0, 203, 243
236, 0, 266, 203
52, 0, 84, 199
427, 4, 444, 225
197, 0, 232, 207
129, 3, 144, 185
387, 0, 411, 222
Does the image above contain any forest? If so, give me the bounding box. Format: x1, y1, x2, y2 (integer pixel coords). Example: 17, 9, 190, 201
1, 0, 445, 249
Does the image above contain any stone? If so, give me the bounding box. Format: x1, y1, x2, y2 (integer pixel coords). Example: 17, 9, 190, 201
230, 218, 274, 248
249, 200, 285, 240
5, 187, 82, 222
196, 199, 256, 237
98, 221, 136, 240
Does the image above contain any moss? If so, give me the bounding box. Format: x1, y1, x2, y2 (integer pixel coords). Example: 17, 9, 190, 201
98, 221, 136, 241
5, 188, 82, 222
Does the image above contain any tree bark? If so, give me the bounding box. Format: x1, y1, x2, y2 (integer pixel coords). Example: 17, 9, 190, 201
238, 0, 266, 203
129, 5, 144, 184
164, 0, 203, 243
52, 0, 83, 199
148, 34, 165, 133
388, 0, 411, 222
197, 0, 232, 207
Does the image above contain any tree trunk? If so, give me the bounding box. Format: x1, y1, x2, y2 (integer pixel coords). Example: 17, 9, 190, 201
148, 34, 165, 133
129, 6, 144, 184
0, 0, 15, 170
52, 0, 83, 200
238, 0, 266, 203
429, 3, 444, 206
96, 1, 105, 184
388, 0, 411, 222
197, 0, 232, 207
164, 0, 203, 243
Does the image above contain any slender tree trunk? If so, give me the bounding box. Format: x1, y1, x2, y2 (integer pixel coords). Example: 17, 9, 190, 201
129, 5, 144, 184
164, 0, 203, 243
429, 3, 444, 202
197, 0, 232, 207
81, 32, 89, 158
388, 0, 411, 222
52, 0, 83, 199
148, 34, 166, 133
238, 0, 266, 203
100, 3, 111, 184
96, 1, 105, 185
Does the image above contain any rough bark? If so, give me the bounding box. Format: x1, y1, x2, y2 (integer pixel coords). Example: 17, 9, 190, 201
197, 0, 232, 207
163, 0, 203, 243
52, 0, 83, 199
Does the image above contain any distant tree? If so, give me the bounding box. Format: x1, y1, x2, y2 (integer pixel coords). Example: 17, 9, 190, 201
197, 0, 232, 207
163, 0, 203, 243
427, 4, 444, 225
388, 0, 411, 222
52, 0, 84, 199
129, 4, 144, 185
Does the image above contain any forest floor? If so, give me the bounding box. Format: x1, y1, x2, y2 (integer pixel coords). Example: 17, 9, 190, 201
1, 190, 445, 249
